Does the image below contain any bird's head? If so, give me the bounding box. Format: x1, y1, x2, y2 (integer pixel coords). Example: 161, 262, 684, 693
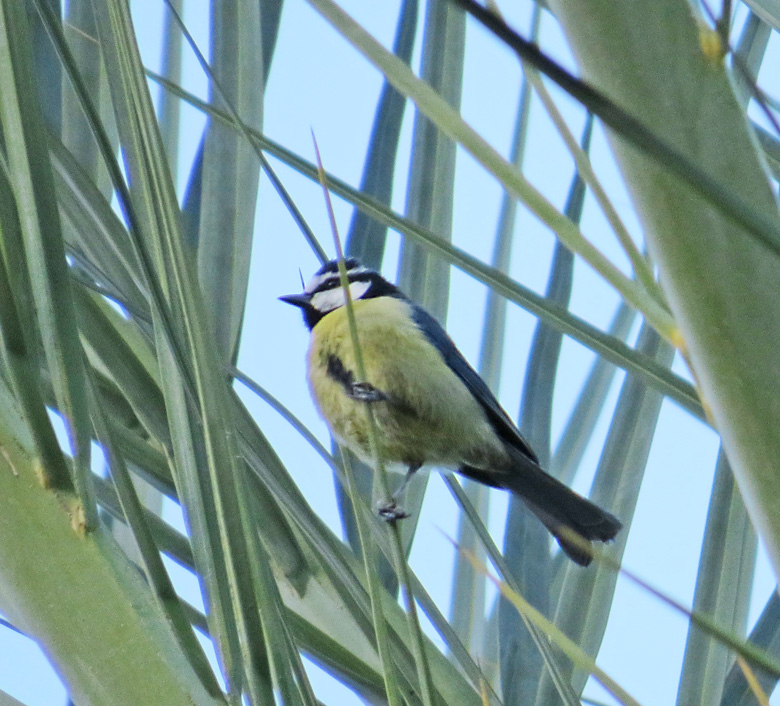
280, 258, 402, 329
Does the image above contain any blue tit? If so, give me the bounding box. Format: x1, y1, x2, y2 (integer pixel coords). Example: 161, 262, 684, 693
281, 258, 621, 565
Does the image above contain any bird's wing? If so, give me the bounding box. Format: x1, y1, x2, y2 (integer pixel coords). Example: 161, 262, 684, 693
410, 305, 539, 463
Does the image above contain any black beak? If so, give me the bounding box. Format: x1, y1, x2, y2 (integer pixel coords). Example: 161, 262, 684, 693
279, 293, 311, 308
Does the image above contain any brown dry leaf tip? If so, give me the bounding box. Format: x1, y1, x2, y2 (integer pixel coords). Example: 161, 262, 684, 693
70, 502, 87, 537
698, 25, 725, 64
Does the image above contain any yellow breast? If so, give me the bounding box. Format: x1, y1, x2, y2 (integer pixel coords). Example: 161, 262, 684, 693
306, 297, 504, 470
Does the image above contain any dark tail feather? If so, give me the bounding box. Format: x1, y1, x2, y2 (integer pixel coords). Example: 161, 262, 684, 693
460, 450, 621, 566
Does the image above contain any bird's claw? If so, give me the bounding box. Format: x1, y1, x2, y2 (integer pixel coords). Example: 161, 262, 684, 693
378, 501, 410, 522
350, 381, 386, 403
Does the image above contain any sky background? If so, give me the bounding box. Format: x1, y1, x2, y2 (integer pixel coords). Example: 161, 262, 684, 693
1, 0, 778, 704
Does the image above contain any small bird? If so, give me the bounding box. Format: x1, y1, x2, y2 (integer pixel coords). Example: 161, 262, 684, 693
281, 258, 621, 565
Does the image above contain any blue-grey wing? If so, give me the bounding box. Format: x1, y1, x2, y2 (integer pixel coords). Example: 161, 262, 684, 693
410, 304, 539, 464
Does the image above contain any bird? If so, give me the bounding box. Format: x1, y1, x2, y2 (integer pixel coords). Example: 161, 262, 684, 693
281, 258, 621, 565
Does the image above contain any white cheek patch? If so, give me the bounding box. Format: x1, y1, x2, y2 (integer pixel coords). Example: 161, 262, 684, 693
348, 280, 371, 301
310, 280, 371, 313
310, 286, 346, 312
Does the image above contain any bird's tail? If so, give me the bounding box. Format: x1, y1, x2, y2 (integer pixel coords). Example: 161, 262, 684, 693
461, 448, 621, 566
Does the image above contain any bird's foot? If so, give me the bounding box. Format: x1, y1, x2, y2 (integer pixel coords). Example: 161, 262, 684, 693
378, 501, 410, 522
349, 381, 387, 403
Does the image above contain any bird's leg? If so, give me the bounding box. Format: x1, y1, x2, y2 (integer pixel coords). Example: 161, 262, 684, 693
393, 463, 420, 500
349, 381, 387, 403
378, 463, 421, 522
